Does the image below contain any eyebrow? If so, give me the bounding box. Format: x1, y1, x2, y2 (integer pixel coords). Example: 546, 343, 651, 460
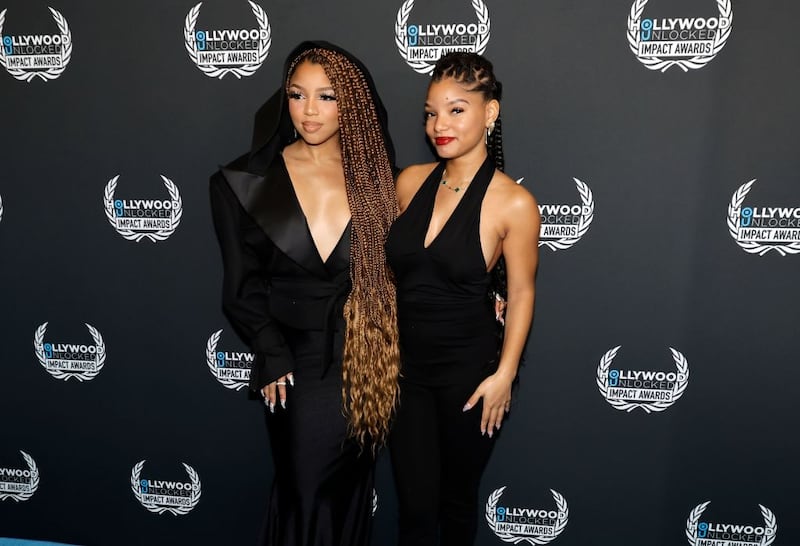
288, 83, 335, 93
424, 97, 470, 107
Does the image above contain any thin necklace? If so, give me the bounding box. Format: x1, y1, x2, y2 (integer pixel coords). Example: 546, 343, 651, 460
440, 169, 469, 193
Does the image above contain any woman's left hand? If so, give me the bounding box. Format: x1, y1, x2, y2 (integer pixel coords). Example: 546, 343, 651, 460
463, 371, 514, 437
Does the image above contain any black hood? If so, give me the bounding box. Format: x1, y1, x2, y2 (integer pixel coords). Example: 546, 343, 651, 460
242, 40, 395, 174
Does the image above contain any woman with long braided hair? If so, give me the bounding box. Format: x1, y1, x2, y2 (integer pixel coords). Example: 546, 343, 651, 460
210, 41, 399, 545
386, 52, 540, 545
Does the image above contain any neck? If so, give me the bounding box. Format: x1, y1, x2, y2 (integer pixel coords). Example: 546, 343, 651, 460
292, 134, 342, 163
444, 147, 488, 183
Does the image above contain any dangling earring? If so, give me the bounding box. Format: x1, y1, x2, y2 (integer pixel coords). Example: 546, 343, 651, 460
485, 121, 495, 144
293, 127, 298, 140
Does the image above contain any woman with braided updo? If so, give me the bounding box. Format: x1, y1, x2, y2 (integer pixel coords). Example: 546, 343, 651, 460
210, 41, 399, 545
385, 52, 541, 545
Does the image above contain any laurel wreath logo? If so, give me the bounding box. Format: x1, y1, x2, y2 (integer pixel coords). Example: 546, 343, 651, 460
485, 486, 568, 544
395, 0, 490, 75
206, 329, 250, 391
0, 193, 4, 223
184, 1, 271, 79
596, 346, 689, 413
104, 175, 183, 242
0, 7, 72, 82
372, 488, 378, 516
726, 179, 800, 256
539, 178, 594, 251
686, 502, 777, 545
627, 0, 732, 72
0, 451, 39, 502
131, 460, 202, 516
34, 322, 106, 382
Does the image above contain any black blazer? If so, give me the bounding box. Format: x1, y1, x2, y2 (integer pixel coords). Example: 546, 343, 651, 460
209, 157, 351, 393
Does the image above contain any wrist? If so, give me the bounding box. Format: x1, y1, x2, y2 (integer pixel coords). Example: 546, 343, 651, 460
494, 364, 518, 383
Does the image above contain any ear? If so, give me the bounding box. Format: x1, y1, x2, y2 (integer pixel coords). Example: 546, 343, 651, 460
485, 99, 500, 128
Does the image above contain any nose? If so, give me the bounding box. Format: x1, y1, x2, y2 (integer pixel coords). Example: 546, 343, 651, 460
304, 97, 318, 116
433, 113, 447, 133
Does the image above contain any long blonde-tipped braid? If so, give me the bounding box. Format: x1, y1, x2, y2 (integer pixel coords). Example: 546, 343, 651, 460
289, 49, 400, 447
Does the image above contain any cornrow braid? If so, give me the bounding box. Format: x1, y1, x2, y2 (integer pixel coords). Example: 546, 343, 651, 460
431, 52, 508, 302
288, 49, 400, 448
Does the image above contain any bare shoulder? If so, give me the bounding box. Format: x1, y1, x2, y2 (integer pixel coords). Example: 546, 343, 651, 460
396, 162, 439, 211
487, 171, 540, 218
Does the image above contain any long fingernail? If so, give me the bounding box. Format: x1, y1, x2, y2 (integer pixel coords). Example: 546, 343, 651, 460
269, 401, 275, 413
488, 430, 493, 438
280, 399, 286, 409
288, 375, 295, 387
462, 403, 471, 412
481, 428, 486, 436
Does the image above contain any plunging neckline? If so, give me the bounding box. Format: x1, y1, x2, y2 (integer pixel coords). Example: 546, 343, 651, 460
279, 154, 351, 265
422, 162, 480, 250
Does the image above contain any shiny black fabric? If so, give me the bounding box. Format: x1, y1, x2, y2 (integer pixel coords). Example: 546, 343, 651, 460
209, 41, 393, 546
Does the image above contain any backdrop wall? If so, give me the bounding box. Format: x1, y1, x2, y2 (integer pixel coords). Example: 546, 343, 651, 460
1, 0, 798, 545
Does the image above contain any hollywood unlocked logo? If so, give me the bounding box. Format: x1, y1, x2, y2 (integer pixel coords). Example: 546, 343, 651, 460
485, 487, 568, 544
184, 1, 271, 79
104, 175, 183, 242
0, 451, 39, 502
627, 0, 733, 72
596, 346, 689, 413
686, 502, 777, 546
395, 0, 490, 75
727, 179, 800, 256
131, 460, 201, 516
34, 322, 106, 382
0, 7, 72, 81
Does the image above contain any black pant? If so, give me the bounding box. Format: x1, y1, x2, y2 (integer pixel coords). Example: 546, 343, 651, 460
389, 378, 496, 546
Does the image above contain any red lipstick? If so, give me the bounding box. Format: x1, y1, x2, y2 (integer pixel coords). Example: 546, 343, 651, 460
435, 137, 454, 146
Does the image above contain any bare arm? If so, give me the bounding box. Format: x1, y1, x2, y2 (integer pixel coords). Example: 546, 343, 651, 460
464, 184, 540, 436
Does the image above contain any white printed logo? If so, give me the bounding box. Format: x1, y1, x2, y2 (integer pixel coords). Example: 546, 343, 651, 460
34, 322, 106, 382
184, 1, 271, 79
206, 329, 253, 391
104, 175, 183, 242
0, 7, 72, 81
131, 460, 201, 516
686, 502, 777, 546
395, 0, 490, 75
627, 0, 732, 72
486, 487, 568, 544
0, 193, 3, 223
727, 179, 800, 256
0, 451, 39, 502
596, 346, 689, 413
538, 178, 594, 251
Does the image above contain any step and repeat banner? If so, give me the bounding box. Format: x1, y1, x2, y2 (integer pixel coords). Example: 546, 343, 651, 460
1, 0, 798, 544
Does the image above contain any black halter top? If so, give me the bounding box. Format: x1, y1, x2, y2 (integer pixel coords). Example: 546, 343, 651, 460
385, 157, 500, 385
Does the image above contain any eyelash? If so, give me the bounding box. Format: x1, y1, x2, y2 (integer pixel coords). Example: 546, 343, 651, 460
424, 107, 464, 120
288, 92, 337, 101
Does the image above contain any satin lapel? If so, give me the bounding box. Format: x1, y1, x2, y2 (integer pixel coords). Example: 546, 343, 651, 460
221, 163, 329, 279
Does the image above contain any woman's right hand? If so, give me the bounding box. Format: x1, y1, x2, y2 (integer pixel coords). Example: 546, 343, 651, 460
261, 372, 294, 412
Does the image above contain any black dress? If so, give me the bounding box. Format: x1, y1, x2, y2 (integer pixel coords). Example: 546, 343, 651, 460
385, 157, 501, 545
210, 155, 374, 545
